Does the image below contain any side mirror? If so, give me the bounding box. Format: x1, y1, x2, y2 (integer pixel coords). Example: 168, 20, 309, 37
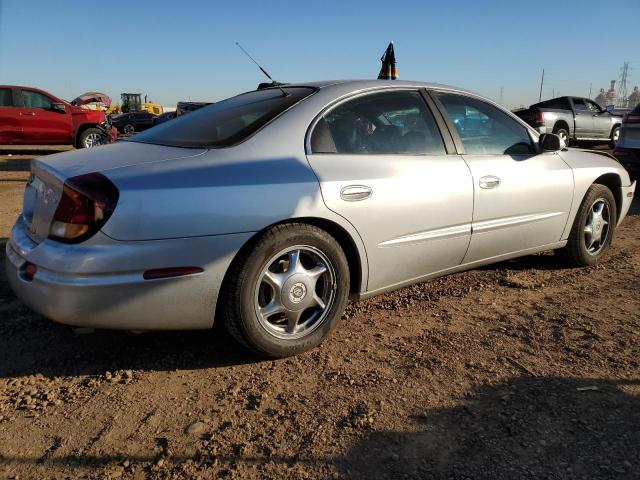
51, 102, 66, 113
539, 133, 563, 152
605, 104, 615, 113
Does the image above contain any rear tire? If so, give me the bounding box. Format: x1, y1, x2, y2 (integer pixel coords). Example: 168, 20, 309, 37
122, 124, 135, 135
609, 126, 620, 148
553, 126, 570, 147
222, 223, 350, 358
562, 184, 617, 267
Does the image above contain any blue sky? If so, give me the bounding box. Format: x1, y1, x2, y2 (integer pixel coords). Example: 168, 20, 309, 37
0, 0, 638, 108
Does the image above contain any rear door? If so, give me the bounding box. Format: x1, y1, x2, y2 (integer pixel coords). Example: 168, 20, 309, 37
0, 87, 23, 143
306, 89, 473, 292
431, 91, 574, 263
18, 89, 73, 144
571, 98, 594, 138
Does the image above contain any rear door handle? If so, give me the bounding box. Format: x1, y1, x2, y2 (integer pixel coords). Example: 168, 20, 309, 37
340, 185, 372, 201
479, 176, 501, 189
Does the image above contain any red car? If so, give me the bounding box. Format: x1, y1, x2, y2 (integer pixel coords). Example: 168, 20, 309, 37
0, 85, 117, 148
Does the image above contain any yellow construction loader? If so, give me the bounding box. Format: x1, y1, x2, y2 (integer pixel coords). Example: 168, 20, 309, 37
106, 93, 163, 116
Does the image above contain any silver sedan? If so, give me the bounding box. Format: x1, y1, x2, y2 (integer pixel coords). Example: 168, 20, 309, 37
6, 80, 636, 357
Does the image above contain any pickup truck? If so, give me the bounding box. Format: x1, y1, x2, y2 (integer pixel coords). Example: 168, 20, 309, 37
514, 96, 623, 148
0, 85, 116, 148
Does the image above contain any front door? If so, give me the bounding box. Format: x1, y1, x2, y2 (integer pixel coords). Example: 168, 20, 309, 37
586, 100, 612, 139
432, 91, 574, 264
571, 97, 594, 139
306, 89, 473, 292
18, 89, 73, 144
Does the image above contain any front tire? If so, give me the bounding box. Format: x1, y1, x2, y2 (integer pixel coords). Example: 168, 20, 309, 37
222, 224, 350, 358
77, 128, 105, 149
562, 184, 617, 266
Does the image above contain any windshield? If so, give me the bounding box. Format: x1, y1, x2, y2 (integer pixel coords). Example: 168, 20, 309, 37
131, 87, 315, 148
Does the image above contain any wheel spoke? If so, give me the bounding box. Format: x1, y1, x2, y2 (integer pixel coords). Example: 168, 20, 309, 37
285, 309, 303, 334
263, 270, 283, 297
306, 264, 327, 279
287, 249, 301, 273
584, 224, 594, 248
260, 301, 285, 319
313, 294, 326, 310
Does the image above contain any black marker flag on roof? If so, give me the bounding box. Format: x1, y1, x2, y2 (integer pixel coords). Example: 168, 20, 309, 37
378, 42, 398, 80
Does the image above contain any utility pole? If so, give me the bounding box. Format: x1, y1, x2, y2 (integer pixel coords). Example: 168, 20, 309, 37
552, 88, 555, 98
538, 69, 545, 102
618, 62, 630, 107
589, 83, 592, 98
499, 86, 503, 105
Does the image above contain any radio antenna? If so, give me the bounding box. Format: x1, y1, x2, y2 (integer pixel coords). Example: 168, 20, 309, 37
235, 42, 289, 97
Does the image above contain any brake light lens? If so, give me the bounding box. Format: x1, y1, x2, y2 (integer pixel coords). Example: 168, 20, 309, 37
49, 173, 119, 243
533, 110, 544, 127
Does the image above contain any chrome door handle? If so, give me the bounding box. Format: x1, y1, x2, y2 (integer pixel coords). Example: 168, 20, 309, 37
479, 176, 500, 189
340, 185, 372, 201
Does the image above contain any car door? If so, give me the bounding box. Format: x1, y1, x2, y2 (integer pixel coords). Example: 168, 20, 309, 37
586, 100, 611, 138
571, 98, 594, 138
306, 89, 473, 292
431, 91, 574, 264
0, 87, 24, 144
18, 89, 73, 144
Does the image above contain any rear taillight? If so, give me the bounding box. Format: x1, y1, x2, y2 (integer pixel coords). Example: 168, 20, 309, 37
623, 114, 640, 124
49, 172, 119, 243
533, 110, 544, 127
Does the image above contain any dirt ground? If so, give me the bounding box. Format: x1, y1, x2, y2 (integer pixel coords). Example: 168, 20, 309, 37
0, 146, 639, 480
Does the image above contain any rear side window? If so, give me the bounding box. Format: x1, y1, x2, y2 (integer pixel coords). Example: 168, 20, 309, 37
434, 92, 535, 155
537, 98, 568, 109
131, 87, 314, 148
632, 103, 640, 114
0, 88, 12, 107
21, 90, 53, 109
311, 90, 446, 155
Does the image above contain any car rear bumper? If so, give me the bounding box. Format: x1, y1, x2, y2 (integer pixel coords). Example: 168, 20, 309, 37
5, 219, 253, 330
614, 147, 640, 179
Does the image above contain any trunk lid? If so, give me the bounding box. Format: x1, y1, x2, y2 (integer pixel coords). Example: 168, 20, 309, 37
22, 141, 206, 244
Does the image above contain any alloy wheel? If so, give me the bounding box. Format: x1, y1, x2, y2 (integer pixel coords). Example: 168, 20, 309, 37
254, 245, 337, 340
584, 198, 611, 255
84, 133, 103, 148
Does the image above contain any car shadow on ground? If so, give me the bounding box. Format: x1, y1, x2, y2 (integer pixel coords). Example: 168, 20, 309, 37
0, 239, 262, 379
337, 376, 640, 479
0, 376, 637, 478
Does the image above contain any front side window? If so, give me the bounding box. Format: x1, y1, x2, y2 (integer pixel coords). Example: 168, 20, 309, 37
0, 88, 12, 107
21, 90, 53, 109
572, 98, 588, 110
434, 92, 535, 155
586, 101, 601, 113
131, 87, 314, 148
311, 90, 446, 155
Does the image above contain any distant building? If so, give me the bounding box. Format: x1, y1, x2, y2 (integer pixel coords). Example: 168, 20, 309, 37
595, 88, 607, 107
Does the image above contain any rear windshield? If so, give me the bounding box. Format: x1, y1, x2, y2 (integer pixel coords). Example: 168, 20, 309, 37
130, 87, 314, 148
633, 103, 640, 114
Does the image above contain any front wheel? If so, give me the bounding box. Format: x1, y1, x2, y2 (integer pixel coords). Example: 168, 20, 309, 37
562, 184, 617, 266
77, 128, 106, 148
222, 224, 350, 358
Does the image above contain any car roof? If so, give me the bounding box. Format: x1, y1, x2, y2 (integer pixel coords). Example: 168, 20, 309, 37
273, 79, 477, 96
